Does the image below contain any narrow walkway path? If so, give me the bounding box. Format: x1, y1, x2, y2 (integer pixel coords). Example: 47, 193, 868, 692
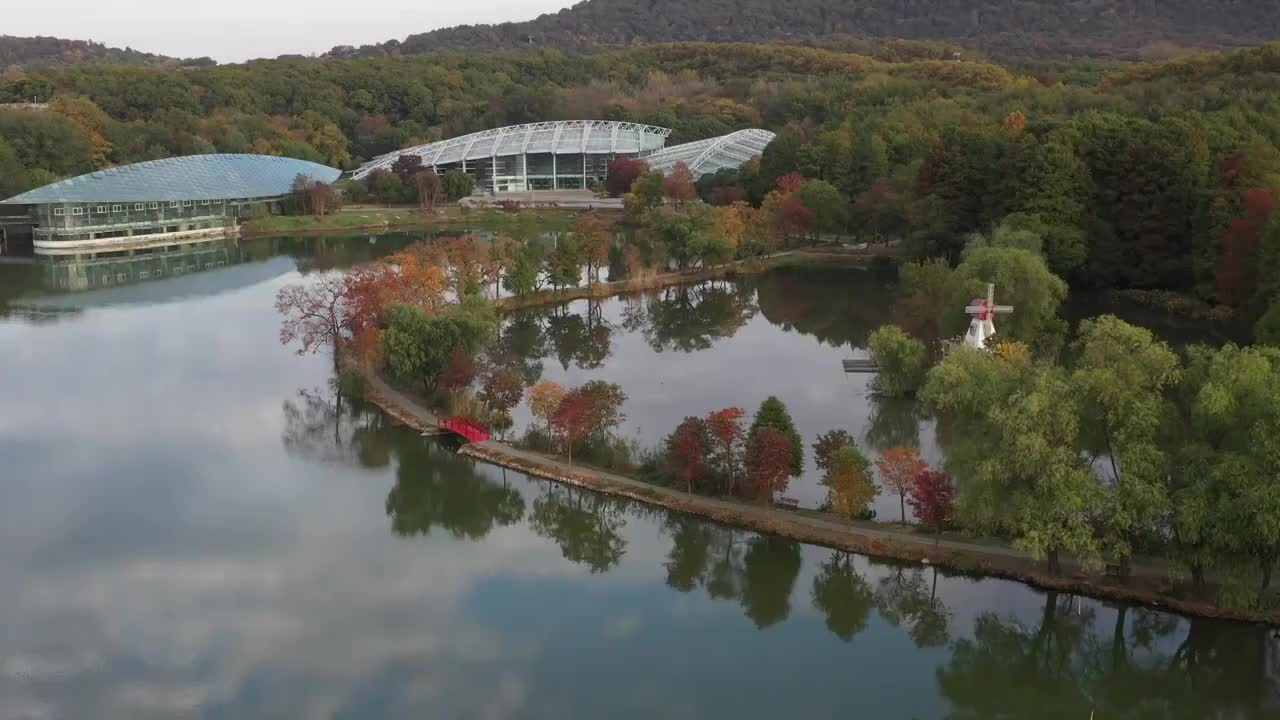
361, 369, 1274, 624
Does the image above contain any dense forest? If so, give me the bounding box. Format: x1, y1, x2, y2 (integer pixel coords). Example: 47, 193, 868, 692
333, 0, 1279, 60
2, 40, 1279, 313
0, 35, 202, 69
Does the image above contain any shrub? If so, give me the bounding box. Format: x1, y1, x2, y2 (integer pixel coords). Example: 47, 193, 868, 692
868, 324, 928, 397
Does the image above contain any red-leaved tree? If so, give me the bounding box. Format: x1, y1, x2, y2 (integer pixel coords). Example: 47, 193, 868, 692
705, 407, 746, 494
605, 158, 650, 198
551, 390, 593, 465
744, 428, 793, 502
1217, 187, 1278, 306
877, 446, 928, 524
663, 161, 698, 206
439, 350, 477, 391
908, 470, 954, 541
776, 172, 805, 195
666, 416, 710, 494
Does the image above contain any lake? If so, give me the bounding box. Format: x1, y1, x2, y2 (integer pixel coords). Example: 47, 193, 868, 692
0, 233, 1275, 718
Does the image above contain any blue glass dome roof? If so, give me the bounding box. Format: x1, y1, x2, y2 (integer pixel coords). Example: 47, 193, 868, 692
1, 154, 342, 204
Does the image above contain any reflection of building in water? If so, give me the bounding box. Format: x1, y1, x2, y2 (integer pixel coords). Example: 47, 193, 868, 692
41, 237, 241, 292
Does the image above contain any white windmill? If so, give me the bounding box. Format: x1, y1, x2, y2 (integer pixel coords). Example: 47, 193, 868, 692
963, 283, 1014, 350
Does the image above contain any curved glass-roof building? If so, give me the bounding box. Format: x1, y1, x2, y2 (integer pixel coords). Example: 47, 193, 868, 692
645, 129, 777, 179
352, 120, 773, 194
1, 154, 340, 255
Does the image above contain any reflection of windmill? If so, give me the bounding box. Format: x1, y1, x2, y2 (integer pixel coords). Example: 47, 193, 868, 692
962, 283, 1013, 350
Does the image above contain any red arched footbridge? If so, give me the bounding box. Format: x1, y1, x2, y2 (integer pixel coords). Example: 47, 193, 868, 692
437, 416, 491, 443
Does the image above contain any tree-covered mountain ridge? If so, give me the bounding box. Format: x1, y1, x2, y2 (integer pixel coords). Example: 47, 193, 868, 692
330, 0, 1279, 60
0, 35, 210, 69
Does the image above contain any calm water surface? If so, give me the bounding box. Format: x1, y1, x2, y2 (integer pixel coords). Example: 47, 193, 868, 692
0, 234, 1276, 719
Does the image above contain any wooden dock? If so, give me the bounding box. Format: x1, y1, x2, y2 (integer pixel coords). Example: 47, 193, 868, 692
842, 358, 879, 374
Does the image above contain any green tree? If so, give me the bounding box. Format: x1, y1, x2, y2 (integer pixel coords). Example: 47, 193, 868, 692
867, 325, 928, 397
545, 236, 583, 290
923, 348, 1098, 574
1072, 315, 1180, 575
748, 395, 803, 475
381, 303, 458, 392
442, 170, 476, 201
0, 138, 29, 198
503, 244, 542, 296
952, 245, 1068, 350
796, 179, 850, 237
810, 551, 876, 641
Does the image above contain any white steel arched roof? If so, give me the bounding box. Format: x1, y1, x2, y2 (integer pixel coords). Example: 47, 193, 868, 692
352, 120, 672, 180
645, 129, 776, 179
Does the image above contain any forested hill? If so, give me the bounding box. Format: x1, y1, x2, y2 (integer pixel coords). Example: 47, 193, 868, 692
331, 0, 1279, 60
0, 36, 206, 68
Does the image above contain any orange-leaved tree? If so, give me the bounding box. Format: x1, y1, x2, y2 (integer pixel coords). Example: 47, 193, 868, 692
551, 389, 593, 465
877, 446, 928, 524
576, 213, 610, 287
527, 380, 567, 438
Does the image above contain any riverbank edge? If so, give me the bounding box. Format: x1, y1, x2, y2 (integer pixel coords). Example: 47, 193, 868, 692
357, 369, 1279, 625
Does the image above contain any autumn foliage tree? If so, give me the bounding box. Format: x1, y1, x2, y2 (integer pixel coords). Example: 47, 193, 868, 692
1217, 187, 1278, 306
527, 380, 567, 437
439, 349, 477, 390
666, 416, 711, 493
605, 157, 650, 198
705, 407, 746, 494
813, 429, 855, 472
479, 366, 524, 432
551, 389, 593, 464
576, 213, 610, 286
744, 427, 794, 502
877, 446, 929, 523
663, 161, 697, 206
826, 446, 878, 519
908, 470, 955, 540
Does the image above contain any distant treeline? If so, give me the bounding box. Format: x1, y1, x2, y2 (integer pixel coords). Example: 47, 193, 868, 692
2, 41, 1279, 310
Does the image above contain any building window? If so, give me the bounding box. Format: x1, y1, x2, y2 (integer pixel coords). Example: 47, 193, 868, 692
213, 199, 223, 205
72, 207, 84, 216
169, 201, 179, 208
183, 201, 192, 207
54, 208, 65, 216
112, 205, 122, 213
134, 204, 144, 211
149, 202, 159, 210
96, 205, 107, 214
201, 200, 210, 205
139, 271, 150, 280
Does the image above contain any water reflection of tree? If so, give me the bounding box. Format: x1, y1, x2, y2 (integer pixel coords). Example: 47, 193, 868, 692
623, 282, 757, 353
281, 383, 393, 468
939, 592, 1096, 718
385, 436, 525, 541
752, 267, 889, 350
810, 551, 877, 641
495, 312, 548, 385
941, 594, 1280, 718
661, 518, 802, 628
529, 484, 628, 573
870, 560, 951, 648
865, 396, 923, 453
543, 300, 612, 371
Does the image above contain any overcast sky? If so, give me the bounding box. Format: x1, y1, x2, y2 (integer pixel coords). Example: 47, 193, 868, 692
7, 0, 580, 63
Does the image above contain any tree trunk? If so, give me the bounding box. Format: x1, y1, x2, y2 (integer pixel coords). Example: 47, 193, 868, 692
1047, 548, 1061, 576
1112, 605, 1128, 672
1191, 561, 1206, 590
1119, 554, 1131, 581
900, 494, 906, 524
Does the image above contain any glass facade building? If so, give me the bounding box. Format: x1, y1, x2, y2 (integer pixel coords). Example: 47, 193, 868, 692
352, 120, 774, 193
1, 154, 341, 255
